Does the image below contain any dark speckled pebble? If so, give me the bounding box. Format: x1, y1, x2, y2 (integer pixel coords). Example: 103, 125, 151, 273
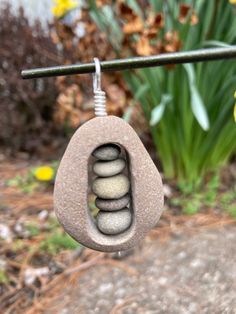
92, 143, 120, 161
96, 194, 130, 211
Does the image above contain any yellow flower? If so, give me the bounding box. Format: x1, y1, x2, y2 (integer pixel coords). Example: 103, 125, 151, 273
34, 166, 54, 181
52, 0, 77, 18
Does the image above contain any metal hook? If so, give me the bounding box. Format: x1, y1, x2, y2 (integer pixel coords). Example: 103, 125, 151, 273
93, 58, 101, 92
92, 58, 107, 117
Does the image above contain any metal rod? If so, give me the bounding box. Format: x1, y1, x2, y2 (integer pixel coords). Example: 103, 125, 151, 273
21, 46, 236, 79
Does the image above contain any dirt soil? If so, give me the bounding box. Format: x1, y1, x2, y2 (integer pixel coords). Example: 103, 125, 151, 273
0, 159, 235, 314
44, 227, 236, 314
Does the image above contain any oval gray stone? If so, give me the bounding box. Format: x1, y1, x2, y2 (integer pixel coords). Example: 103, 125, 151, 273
93, 158, 126, 177
97, 208, 132, 235
92, 143, 120, 161
92, 174, 130, 199
96, 193, 130, 211
54, 115, 164, 252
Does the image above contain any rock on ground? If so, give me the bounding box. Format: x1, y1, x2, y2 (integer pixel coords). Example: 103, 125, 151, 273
45, 227, 236, 314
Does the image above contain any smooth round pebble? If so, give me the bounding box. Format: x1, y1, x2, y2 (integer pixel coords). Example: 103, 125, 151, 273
92, 143, 120, 161
93, 158, 126, 177
96, 193, 130, 211
92, 174, 130, 199
97, 208, 132, 235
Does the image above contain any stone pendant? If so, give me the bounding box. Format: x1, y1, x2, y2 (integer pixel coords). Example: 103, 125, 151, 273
54, 116, 164, 252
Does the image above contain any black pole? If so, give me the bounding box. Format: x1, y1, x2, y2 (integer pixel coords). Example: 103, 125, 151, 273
21, 46, 236, 79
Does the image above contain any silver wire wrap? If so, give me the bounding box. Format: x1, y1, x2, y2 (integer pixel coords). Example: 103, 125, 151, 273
93, 58, 107, 117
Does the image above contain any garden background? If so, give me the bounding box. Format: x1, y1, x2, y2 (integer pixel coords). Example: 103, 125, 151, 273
0, 0, 236, 313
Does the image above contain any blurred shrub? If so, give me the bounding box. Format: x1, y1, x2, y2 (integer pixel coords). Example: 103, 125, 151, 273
0, 4, 62, 154
51, 2, 145, 132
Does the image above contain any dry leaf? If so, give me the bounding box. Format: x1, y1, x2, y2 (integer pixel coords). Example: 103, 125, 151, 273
148, 12, 164, 29
136, 36, 154, 56
107, 84, 126, 109
164, 31, 182, 52
179, 3, 198, 25
118, 2, 134, 20
123, 15, 143, 34
144, 27, 159, 40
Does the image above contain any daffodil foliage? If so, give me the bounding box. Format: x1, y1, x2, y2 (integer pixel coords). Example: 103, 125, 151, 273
90, 0, 236, 187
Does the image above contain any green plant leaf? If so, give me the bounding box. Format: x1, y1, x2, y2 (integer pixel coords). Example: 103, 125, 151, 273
0, 269, 9, 284
202, 40, 232, 48
183, 198, 201, 215
191, 85, 210, 131
184, 64, 210, 131
40, 232, 79, 255
6, 177, 20, 187
123, 101, 135, 122
134, 84, 149, 100
150, 94, 172, 126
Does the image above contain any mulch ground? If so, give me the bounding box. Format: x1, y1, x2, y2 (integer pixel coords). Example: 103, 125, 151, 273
0, 159, 235, 314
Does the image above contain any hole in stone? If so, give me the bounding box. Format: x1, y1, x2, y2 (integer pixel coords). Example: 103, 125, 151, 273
88, 143, 133, 236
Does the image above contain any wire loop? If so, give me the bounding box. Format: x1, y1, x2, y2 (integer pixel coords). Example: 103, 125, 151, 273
93, 58, 107, 117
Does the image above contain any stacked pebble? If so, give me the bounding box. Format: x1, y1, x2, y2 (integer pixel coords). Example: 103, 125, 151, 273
92, 143, 132, 235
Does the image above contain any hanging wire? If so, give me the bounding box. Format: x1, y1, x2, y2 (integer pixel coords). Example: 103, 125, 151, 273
93, 58, 107, 117
21, 46, 236, 79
